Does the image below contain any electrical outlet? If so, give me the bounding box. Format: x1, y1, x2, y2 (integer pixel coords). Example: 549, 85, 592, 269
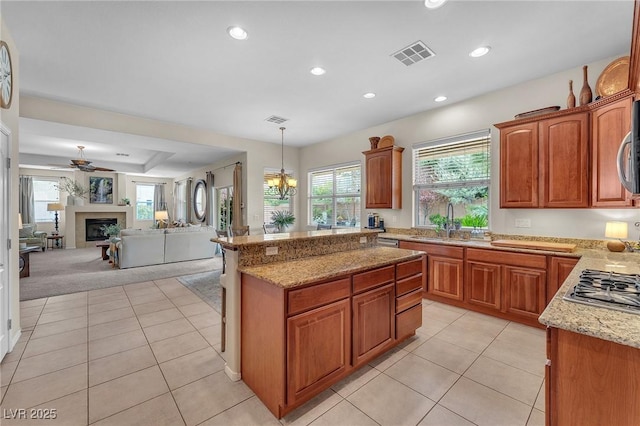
266, 246, 278, 256
515, 218, 531, 228
360, 236, 367, 244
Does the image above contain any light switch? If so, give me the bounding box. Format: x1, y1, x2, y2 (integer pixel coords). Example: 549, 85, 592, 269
266, 246, 278, 256
515, 218, 531, 228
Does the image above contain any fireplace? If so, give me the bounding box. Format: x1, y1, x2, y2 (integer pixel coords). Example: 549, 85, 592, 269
85, 218, 117, 242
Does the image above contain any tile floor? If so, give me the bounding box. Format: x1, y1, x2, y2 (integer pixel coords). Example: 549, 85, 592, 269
1, 278, 546, 425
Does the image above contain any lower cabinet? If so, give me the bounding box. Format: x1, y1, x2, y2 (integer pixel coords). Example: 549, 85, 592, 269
287, 299, 351, 405
502, 266, 546, 320
352, 283, 395, 366
426, 244, 465, 301
241, 257, 423, 418
465, 260, 501, 310
548, 256, 579, 304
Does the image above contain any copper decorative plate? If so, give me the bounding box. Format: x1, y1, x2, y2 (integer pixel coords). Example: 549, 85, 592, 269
379, 135, 395, 148
596, 56, 630, 97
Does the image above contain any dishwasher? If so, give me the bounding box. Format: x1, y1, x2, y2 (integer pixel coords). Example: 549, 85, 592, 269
377, 237, 399, 248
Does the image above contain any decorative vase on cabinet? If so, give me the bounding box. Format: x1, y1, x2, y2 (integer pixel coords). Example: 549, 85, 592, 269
579, 65, 593, 105
567, 80, 576, 108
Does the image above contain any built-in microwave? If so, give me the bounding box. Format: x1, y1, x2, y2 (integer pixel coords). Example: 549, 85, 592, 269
617, 99, 640, 194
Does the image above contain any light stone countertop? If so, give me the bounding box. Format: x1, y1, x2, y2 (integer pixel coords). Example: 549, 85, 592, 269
212, 228, 379, 249
238, 246, 424, 289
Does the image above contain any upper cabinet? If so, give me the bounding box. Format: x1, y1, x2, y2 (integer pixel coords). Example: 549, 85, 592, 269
363, 146, 404, 209
498, 111, 589, 208
496, 92, 634, 208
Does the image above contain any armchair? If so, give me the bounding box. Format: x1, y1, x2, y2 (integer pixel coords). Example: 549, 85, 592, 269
19, 223, 47, 251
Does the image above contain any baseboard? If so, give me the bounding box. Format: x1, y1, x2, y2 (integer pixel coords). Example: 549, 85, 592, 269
10, 329, 22, 351
225, 364, 241, 382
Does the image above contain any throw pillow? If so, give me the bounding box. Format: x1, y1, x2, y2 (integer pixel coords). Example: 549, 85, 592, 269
19, 224, 35, 239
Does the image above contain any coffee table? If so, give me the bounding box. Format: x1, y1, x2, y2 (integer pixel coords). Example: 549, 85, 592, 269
19, 246, 40, 278
96, 240, 111, 260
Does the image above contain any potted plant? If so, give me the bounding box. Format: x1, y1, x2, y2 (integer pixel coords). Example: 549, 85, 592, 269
100, 223, 122, 241
56, 177, 88, 206
120, 197, 130, 206
271, 210, 295, 233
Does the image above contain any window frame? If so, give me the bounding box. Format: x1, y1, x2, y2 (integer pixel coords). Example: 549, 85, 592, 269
412, 129, 491, 229
307, 161, 362, 228
135, 183, 155, 221
33, 177, 61, 223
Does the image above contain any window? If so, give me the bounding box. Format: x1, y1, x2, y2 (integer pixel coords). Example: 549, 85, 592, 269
217, 186, 233, 229
135, 184, 155, 220
413, 130, 490, 229
33, 178, 60, 222
308, 163, 361, 227
263, 169, 293, 225
175, 181, 187, 222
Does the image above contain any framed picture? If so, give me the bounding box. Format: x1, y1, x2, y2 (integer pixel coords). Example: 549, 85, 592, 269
89, 176, 113, 204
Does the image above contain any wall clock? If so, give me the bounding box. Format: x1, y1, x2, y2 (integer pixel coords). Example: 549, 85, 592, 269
0, 40, 12, 109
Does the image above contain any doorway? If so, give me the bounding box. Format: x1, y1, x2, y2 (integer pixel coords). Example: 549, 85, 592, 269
0, 123, 11, 360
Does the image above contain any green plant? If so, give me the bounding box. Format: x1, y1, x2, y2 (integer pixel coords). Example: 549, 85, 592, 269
271, 210, 295, 231
428, 213, 447, 231
56, 177, 88, 198
100, 223, 122, 237
121, 197, 130, 205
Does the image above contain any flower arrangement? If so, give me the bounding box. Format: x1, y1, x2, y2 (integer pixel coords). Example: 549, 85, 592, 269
100, 223, 122, 238
56, 177, 88, 198
271, 210, 295, 232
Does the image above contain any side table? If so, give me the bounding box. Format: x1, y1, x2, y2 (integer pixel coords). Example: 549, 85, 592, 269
96, 240, 111, 260
19, 246, 39, 278
47, 235, 64, 250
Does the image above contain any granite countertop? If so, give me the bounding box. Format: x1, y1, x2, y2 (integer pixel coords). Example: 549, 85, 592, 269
239, 246, 424, 289
539, 250, 640, 349
212, 228, 379, 249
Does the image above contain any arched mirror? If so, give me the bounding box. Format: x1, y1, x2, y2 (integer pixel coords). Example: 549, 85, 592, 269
193, 179, 207, 222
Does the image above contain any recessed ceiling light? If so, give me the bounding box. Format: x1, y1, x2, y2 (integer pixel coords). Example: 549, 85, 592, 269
424, 0, 448, 9
469, 46, 491, 58
310, 67, 326, 76
434, 96, 447, 102
363, 92, 376, 99
227, 26, 248, 40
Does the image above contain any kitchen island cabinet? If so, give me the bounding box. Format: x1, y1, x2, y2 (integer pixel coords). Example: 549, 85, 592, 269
240, 248, 423, 418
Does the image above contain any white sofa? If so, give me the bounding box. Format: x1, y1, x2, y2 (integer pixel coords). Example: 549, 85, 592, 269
118, 226, 217, 269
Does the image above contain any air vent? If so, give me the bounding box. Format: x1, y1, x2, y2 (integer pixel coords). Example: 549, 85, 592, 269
116, 153, 130, 157
265, 115, 289, 124
391, 41, 435, 66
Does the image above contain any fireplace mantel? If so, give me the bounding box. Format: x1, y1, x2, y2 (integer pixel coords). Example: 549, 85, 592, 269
64, 205, 133, 249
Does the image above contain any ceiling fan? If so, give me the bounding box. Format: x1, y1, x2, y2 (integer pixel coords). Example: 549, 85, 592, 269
55, 145, 115, 172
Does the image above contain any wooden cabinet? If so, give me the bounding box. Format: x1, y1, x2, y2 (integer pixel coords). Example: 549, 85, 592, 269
426, 244, 464, 301
498, 112, 589, 208
502, 266, 546, 320
287, 299, 350, 404
591, 96, 633, 207
547, 256, 579, 304
241, 256, 422, 419
546, 327, 640, 426
465, 260, 501, 310
352, 283, 395, 366
363, 146, 404, 209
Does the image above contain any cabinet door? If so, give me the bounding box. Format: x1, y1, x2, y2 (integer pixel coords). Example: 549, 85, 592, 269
352, 283, 395, 366
500, 123, 539, 207
547, 257, 579, 304
540, 113, 589, 207
365, 149, 393, 208
287, 298, 350, 404
502, 266, 546, 320
429, 255, 464, 301
465, 261, 501, 310
591, 97, 633, 207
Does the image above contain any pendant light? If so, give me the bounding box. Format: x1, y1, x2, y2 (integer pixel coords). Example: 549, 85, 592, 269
267, 127, 297, 200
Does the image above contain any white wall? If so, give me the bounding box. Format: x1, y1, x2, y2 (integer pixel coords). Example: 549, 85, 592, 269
299, 53, 637, 240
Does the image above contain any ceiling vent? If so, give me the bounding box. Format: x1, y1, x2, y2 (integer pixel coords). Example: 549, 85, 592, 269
265, 115, 289, 124
391, 41, 435, 66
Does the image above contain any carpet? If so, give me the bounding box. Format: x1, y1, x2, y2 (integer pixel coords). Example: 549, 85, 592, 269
20, 247, 223, 301
177, 270, 222, 314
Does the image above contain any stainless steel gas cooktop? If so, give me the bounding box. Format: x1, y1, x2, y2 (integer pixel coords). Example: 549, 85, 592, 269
563, 269, 640, 315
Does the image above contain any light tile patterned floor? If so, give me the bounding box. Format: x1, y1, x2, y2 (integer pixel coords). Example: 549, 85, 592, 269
1, 279, 546, 425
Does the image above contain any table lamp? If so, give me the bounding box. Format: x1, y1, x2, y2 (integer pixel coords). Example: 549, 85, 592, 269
154, 210, 169, 228
47, 202, 64, 235
605, 221, 628, 252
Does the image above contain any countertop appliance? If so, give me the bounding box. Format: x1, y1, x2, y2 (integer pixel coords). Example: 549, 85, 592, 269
617, 99, 640, 194
563, 269, 640, 314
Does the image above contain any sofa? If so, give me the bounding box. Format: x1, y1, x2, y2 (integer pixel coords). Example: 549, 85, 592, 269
19, 223, 47, 251
117, 226, 217, 269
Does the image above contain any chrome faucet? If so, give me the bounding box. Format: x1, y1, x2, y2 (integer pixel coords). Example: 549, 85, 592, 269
446, 202, 455, 238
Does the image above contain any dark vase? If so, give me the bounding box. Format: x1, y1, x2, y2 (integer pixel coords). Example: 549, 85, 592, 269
579, 66, 592, 106
369, 136, 380, 149
567, 80, 576, 108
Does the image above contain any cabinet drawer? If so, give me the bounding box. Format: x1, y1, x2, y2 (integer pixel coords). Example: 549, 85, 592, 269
288, 277, 351, 316
396, 304, 422, 339
423, 244, 464, 259
397, 258, 423, 280
353, 265, 395, 294
467, 248, 546, 269
396, 274, 422, 297
396, 288, 422, 313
